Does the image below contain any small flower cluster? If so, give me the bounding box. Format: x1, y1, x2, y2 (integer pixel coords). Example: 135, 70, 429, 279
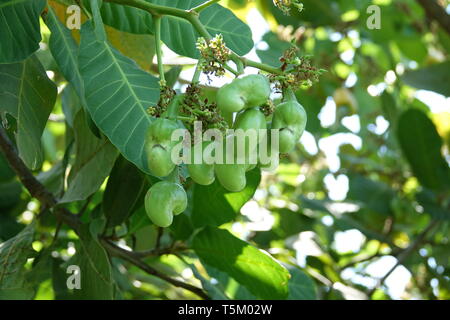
260, 99, 275, 117
181, 85, 228, 137
270, 46, 325, 92
196, 34, 231, 77
273, 0, 304, 16
147, 85, 176, 117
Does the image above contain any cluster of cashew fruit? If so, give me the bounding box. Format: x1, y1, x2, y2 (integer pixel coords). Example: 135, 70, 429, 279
144, 74, 307, 227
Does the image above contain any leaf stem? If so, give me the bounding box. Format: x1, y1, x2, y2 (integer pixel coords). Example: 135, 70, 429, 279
190, 0, 221, 13
192, 61, 203, 83
236, 55, 283, 75
103, 0, 282, 75
154, 15, 165, 84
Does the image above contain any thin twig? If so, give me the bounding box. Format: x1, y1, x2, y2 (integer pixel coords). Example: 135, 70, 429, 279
368, 219, 440, 296
155, 227, 164, 249
0, 125, 209, 300
0, 126, 81, 233
101, 239, 209, 300
416, 0, 450, 35
133, 242, 188, 259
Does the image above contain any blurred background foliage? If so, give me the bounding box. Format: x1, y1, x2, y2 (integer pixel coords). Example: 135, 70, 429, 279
0, 0, 449, 300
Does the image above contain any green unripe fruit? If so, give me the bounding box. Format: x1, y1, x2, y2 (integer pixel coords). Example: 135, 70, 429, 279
233, 107, 267, 165
144, 181, 187, 227
187, 142, 215, 186
271, 100, 307, 153
145, 118, 180, 177
217, 74, 271, 113
215, 163, 248, 192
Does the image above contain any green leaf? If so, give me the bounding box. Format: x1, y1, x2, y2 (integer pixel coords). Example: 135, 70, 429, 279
0, 0, 45, 63
45, 7, 86, 107
203, 264, 257, 299
73, 226, 114, 299
256, 32, 291, 67
0, 153, 15, 182
416, 189, 450, 220
103, 156, 148, 228
89, 0, 107, 41
193, 227, 290, 300
61, 110, 119, 203
158, 0, 253, 58
397, 109, 450, 191
189, 262, 229, 300
0, 55, 57, 169
252, 208, 316, 247
287, 268, 317, 300
0, 181, 22, 209
127, 206, 152, 235
402, 61, 450, 97
89, 0, 153, 34
164, 65, 183, 88
78, 21, 160, 174
94, 0, 253, 58
36, 161, 64, 195
192, 167, 261, 227
347, 174, 395, 215
0, 223, 35, 300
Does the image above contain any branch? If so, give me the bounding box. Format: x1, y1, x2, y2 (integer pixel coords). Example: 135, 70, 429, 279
154, 15, 165, 83
101, 239, 209, 300
0, 125, 209, 300
103, 0, 283, 75
0, 126, 81, 233
368, 219, 440, 296
416, 0, 450, 35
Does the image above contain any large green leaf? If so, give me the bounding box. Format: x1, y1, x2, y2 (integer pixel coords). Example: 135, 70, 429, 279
0, 55, 57, 170
90, 0, 153, 34
287, 268, 317, 300
73, 226, 114, 299
192, 167, 261, 227
402, 61, 450, 97
95, 0, 253, 58
45, 7, 86, 106
397, 109, 450, 191
103, 156, 148, 227
78, 21, 160, 174
0, 0, 45, 63
61, 110, 119, 203
0, 223, 35, 300
193, 227, 290, 300
158, 0, 253, 58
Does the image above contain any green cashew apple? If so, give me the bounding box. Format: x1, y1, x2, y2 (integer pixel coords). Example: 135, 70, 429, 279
216, 74, 271, 113
187, 141, 215, 186
214, 163, 248, 192
145, 118, 180, 177
144, 181, 187, 227
271, 100, 307, 153
233, 107, 267, 164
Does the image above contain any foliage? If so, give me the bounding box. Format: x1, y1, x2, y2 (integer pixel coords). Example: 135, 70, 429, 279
0, 0, 449, 301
